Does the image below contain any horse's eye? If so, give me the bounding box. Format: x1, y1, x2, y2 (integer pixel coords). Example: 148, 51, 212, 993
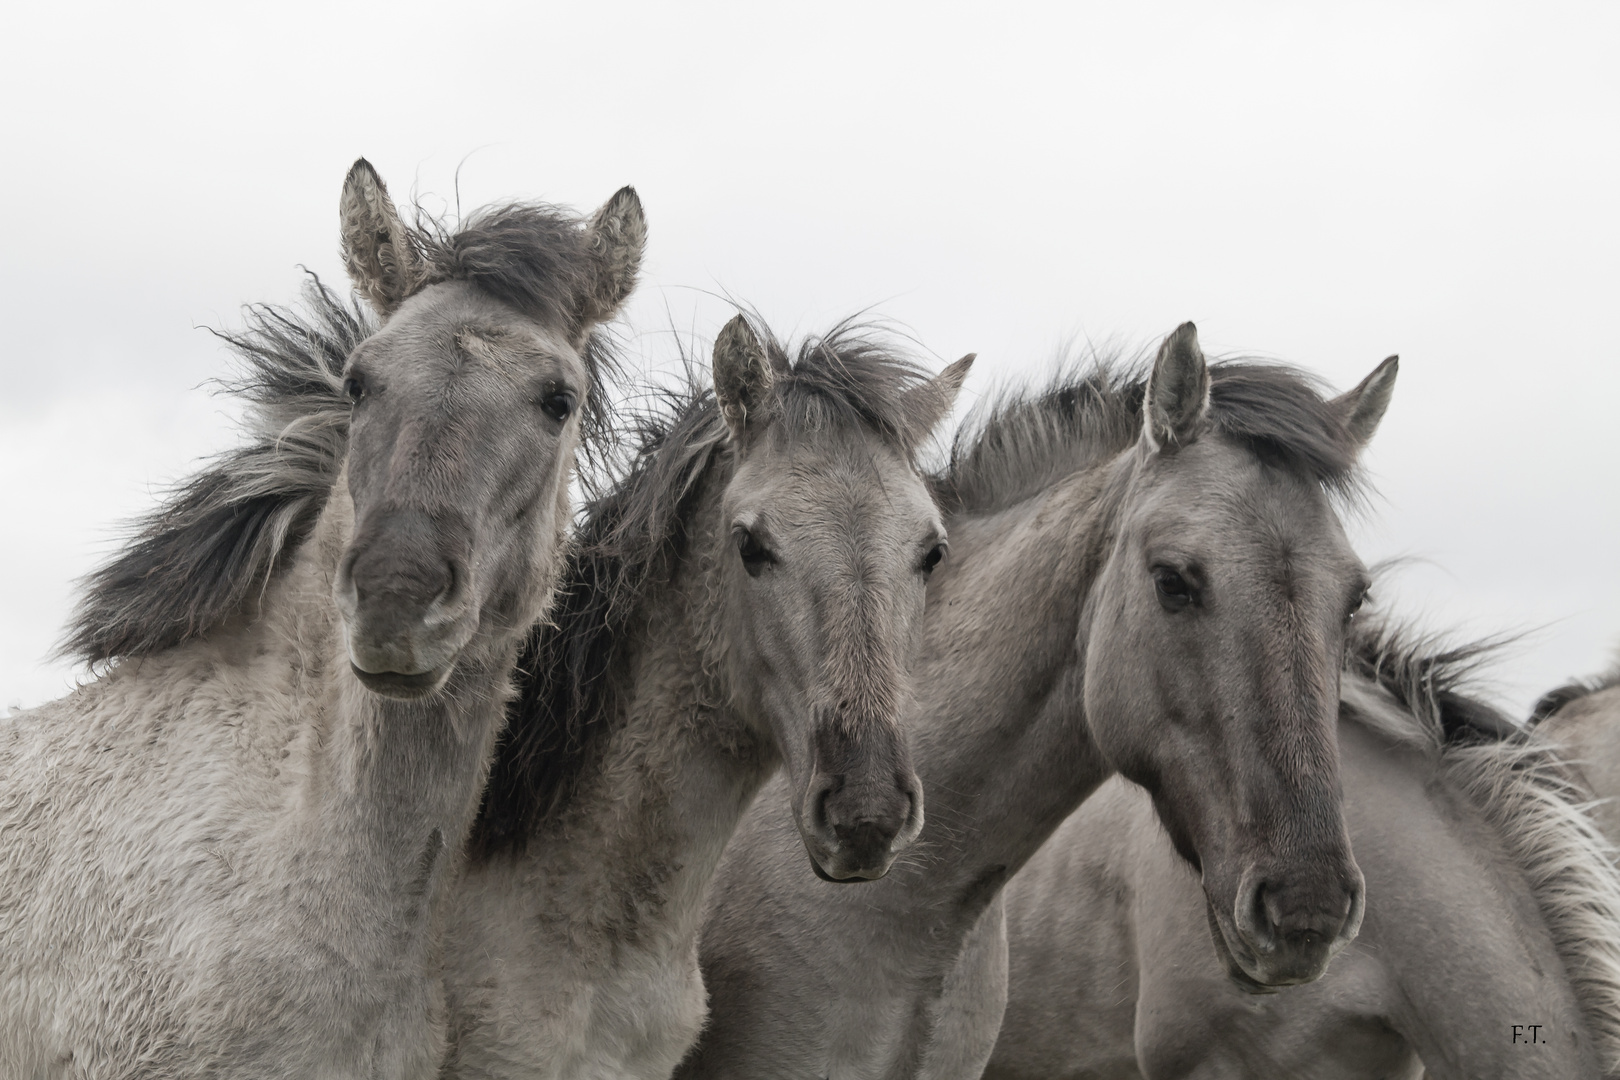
539, 391, 575, 422
343, 375, 365, 403
734, 528, 773, 577
921, 541, 948, 574
1152, 566, 1192, 612
1347, 587, 1370, 622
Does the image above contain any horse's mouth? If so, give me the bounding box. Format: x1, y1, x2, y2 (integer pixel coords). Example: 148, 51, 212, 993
350, 663, 452, 699
1204, 899, 1284, 996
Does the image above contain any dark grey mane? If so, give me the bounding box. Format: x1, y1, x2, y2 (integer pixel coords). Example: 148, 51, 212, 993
1342, 612, 1523, 745
64, 261, 618, 666
1529, 663, 1620, 727
470, 319, 944, 858
932, 353, 1367, 514
410, 201, 608, 334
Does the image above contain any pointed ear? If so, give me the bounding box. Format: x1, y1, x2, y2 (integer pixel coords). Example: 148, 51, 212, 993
338, 158, 424, 317
713, 315, 776, 445
901, 353, 975, 448
1142, 322, 1210, 452
1333, 355, 1399, 449
578, 185, 647, 330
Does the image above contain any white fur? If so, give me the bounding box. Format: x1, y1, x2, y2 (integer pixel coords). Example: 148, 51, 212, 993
0, 482, 517, 1078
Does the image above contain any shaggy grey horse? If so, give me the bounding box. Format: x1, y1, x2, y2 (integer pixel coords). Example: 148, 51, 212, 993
436, 319, 972, 1077
681, 325, 1395, 1078
0, 160, 644, 1077
987, 620, 1620, 1080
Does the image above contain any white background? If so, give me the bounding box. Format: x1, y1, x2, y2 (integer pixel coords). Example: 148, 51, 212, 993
2, 2, 1616, 714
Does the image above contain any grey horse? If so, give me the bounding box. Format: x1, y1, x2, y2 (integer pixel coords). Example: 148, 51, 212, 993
436, 319, 973, 1077
681, 325, 1395, 1078
0, 160, 643, 1077
988, 619, 1620, 1080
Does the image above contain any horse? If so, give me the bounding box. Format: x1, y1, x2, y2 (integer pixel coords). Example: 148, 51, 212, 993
680, 325, 1395, 1078
435, 317, 974, 1078
1533, 662, 1620, 840
986, 618, 1620, 1080
0, 159, 644, 1077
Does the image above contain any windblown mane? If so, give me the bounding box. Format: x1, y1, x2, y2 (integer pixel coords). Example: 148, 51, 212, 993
63, 276, 367, 664
470, 319, 947, 857
931, 352, 1367, 514
64, 214, 621, 666
1344, 615, 1620, 1074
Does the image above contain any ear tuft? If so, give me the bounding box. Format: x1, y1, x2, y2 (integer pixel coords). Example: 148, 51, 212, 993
1142, 321, 1210, 452
713, 315, 775, 445
1334, 355, 1399, 449
579, 185, 647, 329
338, 158, 424, 318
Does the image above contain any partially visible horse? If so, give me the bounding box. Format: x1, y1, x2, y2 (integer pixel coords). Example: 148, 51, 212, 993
987, 619, 1620, 1080
681, 326, 1394, 1078
437, 318, 973, 1077
0, 160, 644, 1076
1534, 661, 1620, 840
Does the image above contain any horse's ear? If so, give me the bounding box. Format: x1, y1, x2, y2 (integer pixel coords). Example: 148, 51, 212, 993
1142, 322, 1210, 452
901, 354, 975, 449
713, 315, 776, 445
339, 158, 424, 318
578, 185, 647, 331
1333, 355, 1399, 450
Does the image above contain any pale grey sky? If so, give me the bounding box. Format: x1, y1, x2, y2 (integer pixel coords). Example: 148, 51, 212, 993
2, 1, 1616, 714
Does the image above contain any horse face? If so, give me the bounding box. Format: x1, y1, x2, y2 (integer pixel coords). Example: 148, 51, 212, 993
1085, 435, 1368, 989
333, 283, 588, 699
1080, 324, 1394, 991
709, 317, 966, 882
720, 429, 940, 881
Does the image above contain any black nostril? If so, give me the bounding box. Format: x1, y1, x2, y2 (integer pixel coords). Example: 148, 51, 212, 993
808, 775, 840, 833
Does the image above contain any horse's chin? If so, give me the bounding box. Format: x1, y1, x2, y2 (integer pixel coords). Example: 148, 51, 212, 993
350, 662, 454, 699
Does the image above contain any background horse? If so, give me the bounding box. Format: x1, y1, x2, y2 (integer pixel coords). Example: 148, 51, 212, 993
681, 326, 1393, 1078
1534, 663, 1620, 840
436, 318, 972, 1077
988, 619, 1620, 1080
0, 160, 643, 1076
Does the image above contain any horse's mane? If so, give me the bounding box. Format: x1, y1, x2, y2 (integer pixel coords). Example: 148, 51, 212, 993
1530, 661, 1620, 727
65, 255, 619, 666
1343, 614, 1620, 1074
469, 319, 948, 858
931, 351, 1367, 514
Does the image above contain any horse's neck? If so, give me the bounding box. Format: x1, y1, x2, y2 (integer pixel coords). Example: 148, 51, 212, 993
891, 461, 1124, 916
259, 478, 515, 869
522, 479, 779, 951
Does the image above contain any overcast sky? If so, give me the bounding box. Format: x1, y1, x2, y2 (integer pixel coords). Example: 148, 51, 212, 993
2, 1, 1616, 715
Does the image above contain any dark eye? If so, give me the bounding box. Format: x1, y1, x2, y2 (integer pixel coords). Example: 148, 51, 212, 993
539, 391, 576, 422
1347, 586, 1370, 622
343, 374, 365, 403
920, 541, 948, 574
1152, 566, 1192, 612
734, 527, 773, 577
